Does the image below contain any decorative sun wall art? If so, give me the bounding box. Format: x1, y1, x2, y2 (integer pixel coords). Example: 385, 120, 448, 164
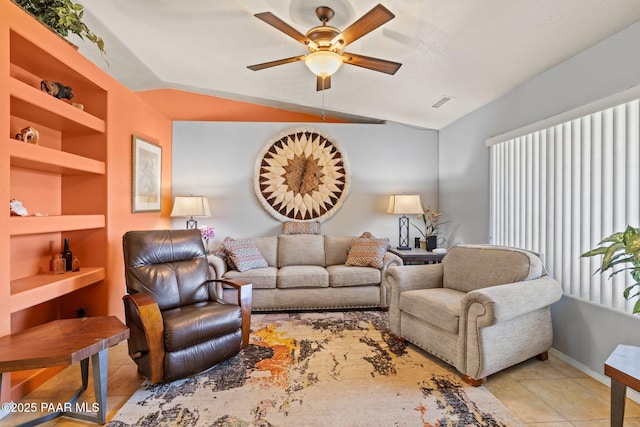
254, 127, 350, 222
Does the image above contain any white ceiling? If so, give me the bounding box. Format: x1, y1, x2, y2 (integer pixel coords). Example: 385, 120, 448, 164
72, 0, 640, 130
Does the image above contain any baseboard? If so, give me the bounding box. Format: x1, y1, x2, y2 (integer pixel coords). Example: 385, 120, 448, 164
550, 347, 640, 404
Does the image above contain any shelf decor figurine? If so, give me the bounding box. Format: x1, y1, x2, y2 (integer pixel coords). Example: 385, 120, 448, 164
15, 126, 39, 144
9, 199, 29, 216
41, 80, 73, 100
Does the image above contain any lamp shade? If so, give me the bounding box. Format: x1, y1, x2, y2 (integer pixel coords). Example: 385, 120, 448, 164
170, 196, 211, 218
304, 51, 344, 77
387, 194, 423, 215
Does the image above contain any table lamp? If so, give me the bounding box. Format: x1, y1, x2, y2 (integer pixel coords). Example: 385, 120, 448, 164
387, 194, 423, 250
170, 196, 211, 229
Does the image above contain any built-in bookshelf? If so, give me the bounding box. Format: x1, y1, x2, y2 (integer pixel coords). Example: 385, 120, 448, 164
2, 20, 109, 401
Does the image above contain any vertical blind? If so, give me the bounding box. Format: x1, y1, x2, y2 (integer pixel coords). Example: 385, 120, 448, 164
489, 98, 640, 314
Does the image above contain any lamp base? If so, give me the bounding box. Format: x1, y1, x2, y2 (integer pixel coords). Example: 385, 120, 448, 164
396, 246, 412, 251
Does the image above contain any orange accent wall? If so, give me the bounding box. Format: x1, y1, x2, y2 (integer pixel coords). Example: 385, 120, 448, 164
1, 0, 342, 406
0, 0, 171, 403
137, 88, 347, 122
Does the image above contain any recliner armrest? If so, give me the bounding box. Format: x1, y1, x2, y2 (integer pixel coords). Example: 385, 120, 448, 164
462, 276, 563, 326
122, 293, 165, 384
208, 279, 252, 349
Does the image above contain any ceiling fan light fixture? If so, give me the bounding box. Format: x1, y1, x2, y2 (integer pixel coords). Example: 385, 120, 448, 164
304, 51, 343, 77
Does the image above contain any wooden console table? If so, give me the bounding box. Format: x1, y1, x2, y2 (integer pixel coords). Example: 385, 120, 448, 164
388, 248, 446, 264
604, 344, 640, 427
0, 316, 129, 426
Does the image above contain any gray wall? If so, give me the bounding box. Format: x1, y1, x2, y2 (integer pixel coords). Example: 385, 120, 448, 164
439, 22, 640, 373
172, 121, 438, 244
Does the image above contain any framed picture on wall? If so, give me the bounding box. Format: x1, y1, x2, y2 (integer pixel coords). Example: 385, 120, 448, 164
132, 135, 162, 212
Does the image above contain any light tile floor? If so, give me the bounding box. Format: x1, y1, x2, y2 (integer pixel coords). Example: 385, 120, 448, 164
1, 342, 639, 426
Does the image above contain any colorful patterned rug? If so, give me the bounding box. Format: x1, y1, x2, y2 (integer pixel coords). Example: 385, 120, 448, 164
109, 311, 523, 426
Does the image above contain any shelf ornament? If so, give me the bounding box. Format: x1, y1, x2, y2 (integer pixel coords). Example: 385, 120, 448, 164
41, 80, 73, 100
15, 126, 39, 144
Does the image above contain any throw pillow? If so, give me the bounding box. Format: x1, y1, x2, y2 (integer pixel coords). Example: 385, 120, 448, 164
214, 237, 236, 270
282, 221, 321, 235
346, 237, 390, 269
223, 238, 268, 272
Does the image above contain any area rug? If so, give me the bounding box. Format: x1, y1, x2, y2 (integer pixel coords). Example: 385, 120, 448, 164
109, 311, 523, 427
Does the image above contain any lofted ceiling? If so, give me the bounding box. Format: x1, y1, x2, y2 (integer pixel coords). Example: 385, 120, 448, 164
72, 0, 640, 130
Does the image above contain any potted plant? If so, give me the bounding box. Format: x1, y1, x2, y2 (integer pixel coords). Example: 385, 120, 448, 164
411, 207, 442, 251
14, 0, 105, 54
581, 225, 640, 314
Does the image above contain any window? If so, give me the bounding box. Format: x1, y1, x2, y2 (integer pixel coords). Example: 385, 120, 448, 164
488, 90, 640, 314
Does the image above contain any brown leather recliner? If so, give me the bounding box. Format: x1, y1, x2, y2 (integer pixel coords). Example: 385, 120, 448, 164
122, 229, 252, 383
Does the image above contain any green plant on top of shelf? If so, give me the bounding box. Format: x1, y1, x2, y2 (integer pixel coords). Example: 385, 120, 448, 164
14, 0, 106, 54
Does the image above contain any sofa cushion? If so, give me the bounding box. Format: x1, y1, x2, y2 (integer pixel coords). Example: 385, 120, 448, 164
278, 234, 325, 267
324, 236, 354, 266
327, 265, 381, 287
345, 237, 390, 269
277, 265, 329, 288
223, 238, 268, 272
254, 236, 278, 267
282, 221, 321, 235
399, 288, 464, 334
224, 267, 277, 289
443, 245, 545, 292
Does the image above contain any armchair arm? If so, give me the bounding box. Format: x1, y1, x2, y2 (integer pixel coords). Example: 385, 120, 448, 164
384, 264, 444, 334
382, 251, 403, 269
122, 293, 165, 384
208, 279, 252, 349
207, 254, 228, 279
462, 276, 563, 327
385, 263, 444, 294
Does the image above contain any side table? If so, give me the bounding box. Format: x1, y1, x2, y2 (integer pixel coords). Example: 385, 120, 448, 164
388, 247, 446, 265
0, 316, 129, 426
605, 344, 640, 427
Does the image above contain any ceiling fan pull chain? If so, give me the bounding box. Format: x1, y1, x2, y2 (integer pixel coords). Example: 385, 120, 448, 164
321, 83, 326, 121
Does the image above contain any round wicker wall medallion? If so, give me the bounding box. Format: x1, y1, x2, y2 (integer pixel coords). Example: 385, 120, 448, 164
254, 128, 350, 222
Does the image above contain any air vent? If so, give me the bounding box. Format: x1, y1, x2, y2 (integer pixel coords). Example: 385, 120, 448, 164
432, 96, 453, 108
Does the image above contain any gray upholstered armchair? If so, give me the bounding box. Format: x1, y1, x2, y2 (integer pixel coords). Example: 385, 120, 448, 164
122, 229, 252, 383
385, 244, 562, 386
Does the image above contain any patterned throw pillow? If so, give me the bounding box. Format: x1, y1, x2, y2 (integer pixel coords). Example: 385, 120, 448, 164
282, 221, 321, 235
222, 238, 268, 272
345, 237, 390, 269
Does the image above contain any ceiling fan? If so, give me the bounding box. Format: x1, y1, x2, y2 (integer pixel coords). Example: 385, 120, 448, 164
247, 3, 402, 91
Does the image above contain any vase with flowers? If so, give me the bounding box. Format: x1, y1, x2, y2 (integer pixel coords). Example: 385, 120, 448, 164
411, 208, 442, 251
199, 225, 215, 254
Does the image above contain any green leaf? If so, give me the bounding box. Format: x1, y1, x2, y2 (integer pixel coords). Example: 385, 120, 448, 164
580, 247, 609, 258
599, 231, 625, 245
623, 283, 640, 299
633, 299, 640, 314
602, 242, 625, 271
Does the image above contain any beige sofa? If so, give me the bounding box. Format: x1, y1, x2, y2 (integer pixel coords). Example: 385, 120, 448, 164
208, 234, 403, 311
385, 244, 563, 385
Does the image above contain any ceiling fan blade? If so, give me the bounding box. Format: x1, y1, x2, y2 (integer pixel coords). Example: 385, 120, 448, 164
247, 55, 306, 71
254, 12, 313, 46
342, 52, 402, 75
334, 4, 395, 47
317, 76, 331, 91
